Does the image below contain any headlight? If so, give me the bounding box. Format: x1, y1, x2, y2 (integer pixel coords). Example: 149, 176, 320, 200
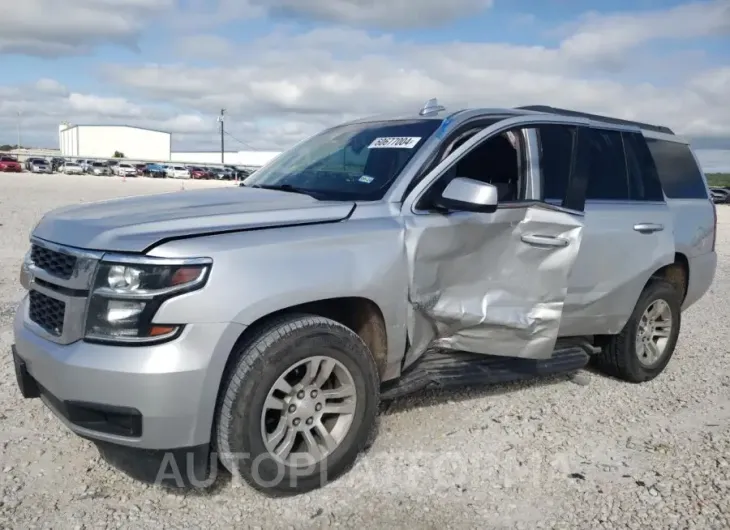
84, 255, 212, 344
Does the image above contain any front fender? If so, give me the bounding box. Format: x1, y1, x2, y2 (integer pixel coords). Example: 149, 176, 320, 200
149, 217, 409, 374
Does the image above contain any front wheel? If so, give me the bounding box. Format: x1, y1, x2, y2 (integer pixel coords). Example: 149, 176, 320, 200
215, 314, 379, 496
593, 279, 681, 383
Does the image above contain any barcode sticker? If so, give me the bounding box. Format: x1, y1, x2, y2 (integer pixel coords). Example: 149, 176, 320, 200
368, 137, 421, 149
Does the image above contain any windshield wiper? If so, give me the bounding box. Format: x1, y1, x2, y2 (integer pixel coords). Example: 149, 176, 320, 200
248, 183, 323, 199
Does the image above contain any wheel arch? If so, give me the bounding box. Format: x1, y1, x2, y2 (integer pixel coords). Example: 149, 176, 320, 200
648, 252, 689, 303
219, 296, 388, 395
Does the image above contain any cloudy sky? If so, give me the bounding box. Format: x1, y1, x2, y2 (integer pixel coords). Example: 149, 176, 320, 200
0, 0, 728, 170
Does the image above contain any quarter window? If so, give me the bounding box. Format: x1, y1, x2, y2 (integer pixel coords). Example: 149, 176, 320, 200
645, 138, 707, 199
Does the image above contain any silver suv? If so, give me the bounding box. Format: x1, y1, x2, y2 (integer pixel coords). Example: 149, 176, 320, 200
11, 101, 717, 495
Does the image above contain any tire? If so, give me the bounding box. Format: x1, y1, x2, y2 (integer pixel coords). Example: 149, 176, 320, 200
215, 314, 379, 496
593, 279, 681, 383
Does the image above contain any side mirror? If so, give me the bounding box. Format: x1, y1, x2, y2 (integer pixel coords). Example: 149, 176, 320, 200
434, 177, 499, 213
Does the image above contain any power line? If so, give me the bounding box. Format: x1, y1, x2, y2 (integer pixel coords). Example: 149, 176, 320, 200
223, 130, 259, 151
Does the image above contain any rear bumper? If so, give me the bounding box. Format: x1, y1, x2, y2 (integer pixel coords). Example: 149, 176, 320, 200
12, 299, 245, 450
682, 251, 717, 311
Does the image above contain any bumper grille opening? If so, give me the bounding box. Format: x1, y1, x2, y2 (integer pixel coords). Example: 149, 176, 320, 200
28, 290, 65, 336
31, 245, 77, 280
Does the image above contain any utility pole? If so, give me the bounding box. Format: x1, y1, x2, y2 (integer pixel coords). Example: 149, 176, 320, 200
218, 109, 225, 164
16, 111, 22, 150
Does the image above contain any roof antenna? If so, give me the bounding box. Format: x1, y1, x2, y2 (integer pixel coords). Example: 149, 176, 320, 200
419, 98, 446, 116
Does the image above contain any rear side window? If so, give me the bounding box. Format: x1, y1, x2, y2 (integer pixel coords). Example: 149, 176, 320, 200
583, 128, 629, 200
623, 132, 665, 201
645, 138, 707, 199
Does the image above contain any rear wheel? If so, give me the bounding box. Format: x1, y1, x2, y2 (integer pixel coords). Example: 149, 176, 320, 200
215, 314, 379, 496
593, 279, 681, 382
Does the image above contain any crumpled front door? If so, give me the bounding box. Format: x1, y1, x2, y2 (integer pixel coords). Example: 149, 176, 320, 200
403, 203, 584, 367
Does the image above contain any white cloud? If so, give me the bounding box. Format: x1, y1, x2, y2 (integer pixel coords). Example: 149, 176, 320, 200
67, 93, 145, 118
559, 0, 729, 66
1, 1, 729, 160
254, 0, 495, 28
175, 34, 234, 60
0, 0, 173, 56
100, 20, 730, 147
34, 79, 69, 96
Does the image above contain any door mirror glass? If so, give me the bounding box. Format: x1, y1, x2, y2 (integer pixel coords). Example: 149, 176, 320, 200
435, 177, 499, 213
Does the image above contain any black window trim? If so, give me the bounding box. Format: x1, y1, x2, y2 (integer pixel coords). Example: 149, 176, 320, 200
537, 123, 585, 212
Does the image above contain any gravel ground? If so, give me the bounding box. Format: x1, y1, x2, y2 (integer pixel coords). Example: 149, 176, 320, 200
1, 173, 728, 529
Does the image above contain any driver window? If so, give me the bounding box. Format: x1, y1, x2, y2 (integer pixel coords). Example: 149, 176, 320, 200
429, 127, 527, 203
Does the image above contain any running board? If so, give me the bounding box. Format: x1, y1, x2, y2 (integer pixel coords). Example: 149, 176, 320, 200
380, 345, 591, 401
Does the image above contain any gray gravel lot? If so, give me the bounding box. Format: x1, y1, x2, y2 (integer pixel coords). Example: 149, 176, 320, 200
1, 173, 728, 529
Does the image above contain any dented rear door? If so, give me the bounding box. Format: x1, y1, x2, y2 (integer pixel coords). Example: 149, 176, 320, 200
400, 116, 587, 367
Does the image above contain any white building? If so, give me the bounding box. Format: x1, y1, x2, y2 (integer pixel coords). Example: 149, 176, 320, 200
170, 150, 281, 167
58, 123, 171, 161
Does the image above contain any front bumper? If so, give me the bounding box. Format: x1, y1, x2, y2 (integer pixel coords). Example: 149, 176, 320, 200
12, 298, 245, 450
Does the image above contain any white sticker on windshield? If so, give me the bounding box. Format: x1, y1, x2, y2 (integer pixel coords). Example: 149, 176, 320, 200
359, 175, 375, 183
368, 137, 421, 149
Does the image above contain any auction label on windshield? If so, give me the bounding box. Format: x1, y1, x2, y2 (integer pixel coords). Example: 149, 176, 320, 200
368, 137, 421, 149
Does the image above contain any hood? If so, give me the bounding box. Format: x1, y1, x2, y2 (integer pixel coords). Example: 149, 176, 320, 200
32, 187, 356, 252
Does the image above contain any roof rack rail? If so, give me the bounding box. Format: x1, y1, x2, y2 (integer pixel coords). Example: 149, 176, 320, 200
516, 105, 674, 135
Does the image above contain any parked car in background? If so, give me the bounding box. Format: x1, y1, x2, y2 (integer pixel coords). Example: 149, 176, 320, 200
233, 166, 252, 180
165, 165, 190, 179
207, 167, 226, 179
710, 187, 730, 204
78, 160, 92, 172
188, 166, 211, 179
61, 161, 84, 174
50, 157, 66, 173
145, 163, 167, 178
0, 155, 22, 172
28, 158, 51, 173
89, 162, 111, 176
113, 163, 137, 177
135, 164, 147, 176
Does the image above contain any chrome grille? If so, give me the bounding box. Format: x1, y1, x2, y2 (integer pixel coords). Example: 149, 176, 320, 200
28, 290, 66, 336
31, 244, 77, 280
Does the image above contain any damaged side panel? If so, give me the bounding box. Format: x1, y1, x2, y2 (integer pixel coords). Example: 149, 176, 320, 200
404, 204, 584, 367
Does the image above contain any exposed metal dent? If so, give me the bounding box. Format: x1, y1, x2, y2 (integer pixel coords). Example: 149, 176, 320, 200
403, 205, 584, 368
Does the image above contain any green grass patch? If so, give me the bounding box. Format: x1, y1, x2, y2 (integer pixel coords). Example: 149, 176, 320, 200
707, 173, 730, 188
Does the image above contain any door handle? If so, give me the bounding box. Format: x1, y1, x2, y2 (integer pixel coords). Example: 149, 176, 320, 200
521, 234, 569, 248
633, 223, 664, 234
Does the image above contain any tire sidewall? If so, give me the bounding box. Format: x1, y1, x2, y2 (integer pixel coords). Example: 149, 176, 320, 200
220, 320, 379, 494
626, 282, 682, 381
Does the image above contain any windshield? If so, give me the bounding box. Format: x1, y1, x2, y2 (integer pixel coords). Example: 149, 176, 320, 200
243, 118, 442, 200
